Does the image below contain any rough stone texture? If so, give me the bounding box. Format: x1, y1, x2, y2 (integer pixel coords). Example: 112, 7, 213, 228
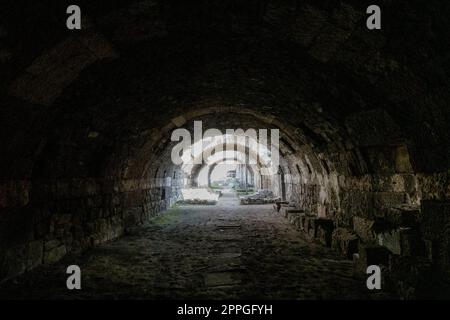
421, 200, 450, 281
0, 196, 388, 299
315, 219, 334, 247
0, 177, 183, 281
353, 216, 376, 243
385, 205, 421, 228
332, 228, 359, 259
290, 213, 305, 230
373, 192, 406, 216
385, 256, 437, 299
377, 229, 403, 255
10, 33, 118, 106
0, 0, 449, 295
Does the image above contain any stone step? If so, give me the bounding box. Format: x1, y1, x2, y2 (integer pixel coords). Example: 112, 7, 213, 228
284, 208, 304, 219
352, 213, 428, 257
300, 215, 316, 238
286, 209, 305, 227
376, 227, 426, 257
279, 205, 297, 217
274, 201, 289, 212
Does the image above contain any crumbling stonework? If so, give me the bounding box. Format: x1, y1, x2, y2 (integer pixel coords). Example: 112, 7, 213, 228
0, 0, 449, 299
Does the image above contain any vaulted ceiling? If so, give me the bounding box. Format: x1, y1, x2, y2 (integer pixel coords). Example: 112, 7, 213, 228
1, 0, 449, 182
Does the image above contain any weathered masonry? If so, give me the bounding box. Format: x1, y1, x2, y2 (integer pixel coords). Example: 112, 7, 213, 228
0, 0, 449, 299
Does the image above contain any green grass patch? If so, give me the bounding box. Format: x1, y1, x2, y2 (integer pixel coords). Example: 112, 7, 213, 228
151, 208, 181, 225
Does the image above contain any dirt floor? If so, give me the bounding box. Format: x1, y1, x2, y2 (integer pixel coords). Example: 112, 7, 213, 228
0, 191, 387, 299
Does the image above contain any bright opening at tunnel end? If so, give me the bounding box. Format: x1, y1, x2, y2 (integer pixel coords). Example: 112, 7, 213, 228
171, 120, 280, 175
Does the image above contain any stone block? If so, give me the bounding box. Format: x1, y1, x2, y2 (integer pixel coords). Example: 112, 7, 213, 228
421, 200, 450, 278
394, 145, 413, 173
373, 192, 405, 210
315, 218, 334, 247
279, 205, 296, 218
375, 223, 426, 257
353, 216, 376, 243
377, 228, 403, 255
286, 209, 305, 225
274, 201, 289, 212
332, 227, 359, 259
340, 190, 374, 220
290, 211, 305, 230
300, 215, 310, 232
385, 204, 420, 227
303, 216, 317, 239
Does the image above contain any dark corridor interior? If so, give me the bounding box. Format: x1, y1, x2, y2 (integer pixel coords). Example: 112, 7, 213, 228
0, 0, 450, 300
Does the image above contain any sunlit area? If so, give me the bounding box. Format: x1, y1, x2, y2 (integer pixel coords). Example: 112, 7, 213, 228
180, 188, 220, 203
198, 160, 238, 187
178, 133, 276, 204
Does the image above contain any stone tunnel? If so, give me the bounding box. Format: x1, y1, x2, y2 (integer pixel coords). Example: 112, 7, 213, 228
0, 0, 449, 300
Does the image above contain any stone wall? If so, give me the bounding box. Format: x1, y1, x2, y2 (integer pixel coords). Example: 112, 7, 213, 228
0, 176, 183, 282
279, 169, 450, 298
287, 172, 449, 226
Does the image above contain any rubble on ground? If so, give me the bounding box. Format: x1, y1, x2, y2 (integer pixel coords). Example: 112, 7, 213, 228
239, 189, 279, 205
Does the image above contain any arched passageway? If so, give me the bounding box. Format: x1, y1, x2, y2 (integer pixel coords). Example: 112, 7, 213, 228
0, 0, 449, 299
